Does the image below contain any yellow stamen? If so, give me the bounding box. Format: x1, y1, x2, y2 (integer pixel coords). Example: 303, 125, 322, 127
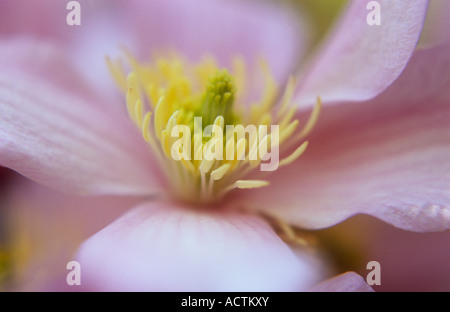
199, 157, 215, 174
109, 52, 320, 205
154, 97, 167, 140
142, 111, 152, 142
279, 119, 299, 144
297, 97, 322, 139
279, 141, 309, 167
277, 76, 296, 119
106, 56, 127, 92
234, 180, 270, 189
211, 163, 231, 181
134, 99, 143, 128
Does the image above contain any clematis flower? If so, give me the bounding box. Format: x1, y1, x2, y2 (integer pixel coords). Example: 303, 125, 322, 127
1, 0, 448, 292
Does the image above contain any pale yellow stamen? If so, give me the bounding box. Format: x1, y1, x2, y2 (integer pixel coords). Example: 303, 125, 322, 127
213, 115, 225, 130
199, 156, 215, 174
154, 97, 167, 139
210, 163, 231, 181
279, 141, 309, 167
109, 52, 320, 205
181, 157, 196, 174
268, 213, 308, 246
233, 180, 270, 189
277, 76, 296, 119
279, 119, 299, 144
142, 112, 152, 142
160, 130, 171, 157
193, 138, 204, 162
230, 137, 247, 171
297, 96, 322, 139
134, 99, 143, 128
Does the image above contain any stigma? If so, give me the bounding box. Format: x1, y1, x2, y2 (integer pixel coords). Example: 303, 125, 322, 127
107, 52, 321, 205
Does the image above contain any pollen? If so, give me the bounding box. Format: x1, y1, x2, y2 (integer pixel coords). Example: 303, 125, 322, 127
107, 52, 321, 205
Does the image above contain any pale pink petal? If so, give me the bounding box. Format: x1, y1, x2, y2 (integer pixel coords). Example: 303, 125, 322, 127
1, 0, 306, 93
0, 0, 121, 42
0, 0, 66, 39
0, 38, 102, 103
0, 1, 135, 96
334, 215, 450, 292
234, 43, 450, 232
2, 177, 138, 291
76, 200, 322, 291
0, 39, 164, 196
296, 0, 429, 106
126, 0, 305, 83
310, 272, 374, 292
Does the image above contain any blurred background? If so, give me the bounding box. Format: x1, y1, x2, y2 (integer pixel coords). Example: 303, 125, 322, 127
0, 0, 448, 292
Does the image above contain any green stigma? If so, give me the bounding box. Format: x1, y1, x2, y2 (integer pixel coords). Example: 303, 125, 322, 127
198, 69, 236, 126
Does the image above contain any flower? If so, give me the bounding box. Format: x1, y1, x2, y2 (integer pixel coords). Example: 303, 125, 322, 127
317, 214, 450, 292
1, 0, 448, 291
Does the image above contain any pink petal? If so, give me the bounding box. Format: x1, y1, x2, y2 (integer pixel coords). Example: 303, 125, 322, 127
76, 200, 322, 291
126, 0, 305, 83
328, 215, 450, 292
309, 272, 374, 292
0, 1, 135, 95
360, 220, 450, 292
296, 0, 429, 107
0, 0, 66, 39
0, 39, 164, 196
0, 38, 102, 103
235, 43, 450, 232
1, 0, 306, 94
3, 178, 137, 291
0, 0, 122, 43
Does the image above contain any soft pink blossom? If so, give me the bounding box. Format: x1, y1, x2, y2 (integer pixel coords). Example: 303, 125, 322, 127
1, 0, 448, 291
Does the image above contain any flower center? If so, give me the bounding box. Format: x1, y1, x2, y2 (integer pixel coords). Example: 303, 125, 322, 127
198, 69, 236, 127
107, 52, 321, 205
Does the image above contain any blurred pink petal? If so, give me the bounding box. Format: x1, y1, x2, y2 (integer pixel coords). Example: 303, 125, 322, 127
76, 200, 322, 291
296, 0, 429, 106
0, 0, 306, 107
0, 0, 123, 42
315, 215, 450, 291
309, 272, 374, 292
236, 43, 450, 232
4, 178, 137, 291
0, 0, 136, 94
0, 0, 445, 293
0, 39, 164, 196
355, 217, 450, 291
0, 38, 102, 102
126, 0, 305, 83
0, 0, 67, 39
